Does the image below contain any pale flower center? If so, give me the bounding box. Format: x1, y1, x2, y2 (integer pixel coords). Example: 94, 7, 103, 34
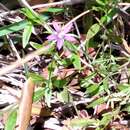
57, 32, 64, 39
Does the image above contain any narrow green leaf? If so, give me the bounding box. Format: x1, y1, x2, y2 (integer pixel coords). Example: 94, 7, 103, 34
20, 8, 52, 33
71, 53, 81, 70
96, 113, 113, 130
46, 8, 64, 13
100, 8, 118, 24
45, 61, 53, 107
87, 97, 105, 108
64, 41, 78, 53
27, 72, 45, 83
69, 118, 98, 128
53, 79, 67, 88
86, 84, 99, 96
0, 20, 28, 37
81, 72, 96, 88
61, 58, 72, 67
22, 21, 33, 48
21, 8, 49, 24
20, 8, 44, 24
92, 6, 105, 12
96, 0, 107, 6
82, 72, 96, 82
57, 87, 73, 103
33, 88, 45, 102
30, 42, 43, 49
45, 87, 52, 107
86, 23, 100, 40
5, 109, 17, 130
118, 84, 130, 91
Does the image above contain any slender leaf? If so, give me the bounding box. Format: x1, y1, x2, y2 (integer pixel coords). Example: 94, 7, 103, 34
20, 8, 52, 33
5, 109, 17, 130
96, 113, 113, 130
57, 87, 73, 103
71, 53, 81, 70
27, 72, 45, 83
22, 21, 33, 48
64, 41, 78, 53
45, 87, 52, 107
0, 20, 28, 37
96, 0, 107, 6
86, 23, 100, 40
86, 84, 99, 96
53, 79, 67, 88
33, 88, 45, 102
87, 97, 106, 108
68, 118, 98, 129
30, 42, 43, 49
46, 8, 64, 13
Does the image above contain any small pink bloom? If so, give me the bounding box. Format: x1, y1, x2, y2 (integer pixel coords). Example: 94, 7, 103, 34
47, 22, 77, 50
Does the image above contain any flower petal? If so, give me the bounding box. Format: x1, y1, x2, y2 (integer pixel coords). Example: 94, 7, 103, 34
64, 34, 77, 42
57, 39, 64, 50
52, 22, 61, 32
47, 34, 57, 41
63, 23, 73, 34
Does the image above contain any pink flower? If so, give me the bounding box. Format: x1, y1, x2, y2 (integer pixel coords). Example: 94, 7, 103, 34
47, 22, 77, 50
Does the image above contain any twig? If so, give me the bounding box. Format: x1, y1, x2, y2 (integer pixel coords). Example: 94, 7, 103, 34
0, 10, 17, 18
64, 9, 91, 51
64, 10, 91, 29
118, 2, 130, 6
32, 0, 85, 9
0, 45, 52, 76
80, 58, 94, 71
6, 35, 21, 60
32, 0, 68, 9
0, 76, 23, 86
122, 39, 130, 54
0, 0, 84, 18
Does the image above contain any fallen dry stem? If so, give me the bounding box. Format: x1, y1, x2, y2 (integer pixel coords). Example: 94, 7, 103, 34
122, 39, 130, 54
16, 78, 35, 130
0, 45, 51, 76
